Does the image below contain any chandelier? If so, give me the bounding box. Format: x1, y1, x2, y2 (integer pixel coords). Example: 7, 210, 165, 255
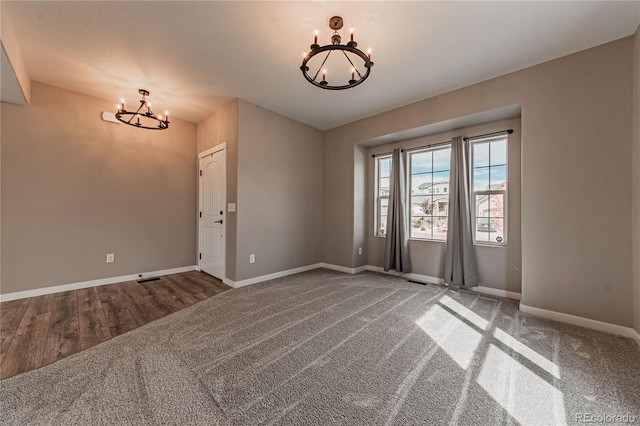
115, 89, 169, 130
300, 16, 374, 90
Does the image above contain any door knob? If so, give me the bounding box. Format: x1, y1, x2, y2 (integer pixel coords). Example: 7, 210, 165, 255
215, 219, 223, 224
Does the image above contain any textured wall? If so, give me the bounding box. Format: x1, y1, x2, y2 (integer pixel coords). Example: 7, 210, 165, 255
323, 38, 634, 327
235, 100, 323, 281
1, 82, 197, 294
633, 25, 640, 334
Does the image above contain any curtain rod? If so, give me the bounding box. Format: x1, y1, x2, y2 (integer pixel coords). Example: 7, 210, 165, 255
371, 129, 513, 158
371, 140, 451, 158
463, 129, 513, 141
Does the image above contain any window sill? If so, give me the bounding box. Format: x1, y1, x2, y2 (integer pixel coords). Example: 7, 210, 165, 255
408, 238, 446, 243
376, 235, 506, 247
473, 243, 508, 248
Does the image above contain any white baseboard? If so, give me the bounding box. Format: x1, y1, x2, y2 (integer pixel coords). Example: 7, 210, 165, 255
320, 263, 366, 274
0, 265, 198, 302
473, 285, 522, 301
519, 303, 640, 347
319, 264, 442, 288
224, 263, 322, 288
364, 265, 444, 286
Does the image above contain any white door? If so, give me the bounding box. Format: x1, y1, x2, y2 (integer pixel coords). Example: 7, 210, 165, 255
199, 147, 225, 279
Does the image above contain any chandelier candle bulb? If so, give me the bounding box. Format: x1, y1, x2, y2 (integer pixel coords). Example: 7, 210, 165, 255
350, 28, 354, 42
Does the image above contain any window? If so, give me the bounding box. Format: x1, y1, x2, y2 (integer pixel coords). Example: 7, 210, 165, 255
375, 156, 391, 236
471, 137, 507, 244
408, 146, 451, 240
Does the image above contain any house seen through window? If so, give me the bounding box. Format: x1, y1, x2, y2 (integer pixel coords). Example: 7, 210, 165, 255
408, 146, 452, 240
374, 135, 508, 245
375, 156, 391, 236
471, 136, 507, 244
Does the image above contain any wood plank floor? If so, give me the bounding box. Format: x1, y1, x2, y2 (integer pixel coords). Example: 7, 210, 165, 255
0, 271, 229, 380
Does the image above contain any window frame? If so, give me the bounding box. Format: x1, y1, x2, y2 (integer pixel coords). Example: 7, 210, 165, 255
470, 136, 508, 246
407, 144, 452, 242
374, 155, 391, 237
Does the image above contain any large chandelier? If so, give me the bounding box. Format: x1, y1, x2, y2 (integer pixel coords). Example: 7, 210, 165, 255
301, 16, 374, 90
115, 89, 169, 130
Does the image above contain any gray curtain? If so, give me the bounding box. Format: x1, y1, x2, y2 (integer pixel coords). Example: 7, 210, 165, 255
444, 136, 478, 288
384, 149, 412, 273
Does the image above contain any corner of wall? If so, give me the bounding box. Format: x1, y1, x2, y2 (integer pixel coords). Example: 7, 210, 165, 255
353, 143, 367, 268
234, 100, 324, 281
1, 4, 31, 105
633, 24, 640, 335
195, 99, 240, 282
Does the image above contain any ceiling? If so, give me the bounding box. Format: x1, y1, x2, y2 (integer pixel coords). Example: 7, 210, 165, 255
3, 1, 639, 131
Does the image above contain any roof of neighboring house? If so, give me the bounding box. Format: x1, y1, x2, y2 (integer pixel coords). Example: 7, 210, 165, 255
486, 182, 506, 190
417, 181, 449, 190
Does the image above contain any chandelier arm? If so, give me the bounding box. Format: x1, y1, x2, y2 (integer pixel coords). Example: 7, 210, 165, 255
340, 50, 363, 78
126, 103, 145, 124
300, 44, 373, 90
312, 50, 333, 81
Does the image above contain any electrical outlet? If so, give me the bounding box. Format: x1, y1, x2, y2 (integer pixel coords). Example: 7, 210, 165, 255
249, 254, 255, 264
358, 247, 362, 255
106, 253, 115, 263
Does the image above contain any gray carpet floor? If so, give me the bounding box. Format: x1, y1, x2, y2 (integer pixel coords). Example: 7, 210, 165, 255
1, 269, 639, 425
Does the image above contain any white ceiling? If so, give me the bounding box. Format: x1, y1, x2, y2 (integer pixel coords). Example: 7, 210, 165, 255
3, 1, 639, 130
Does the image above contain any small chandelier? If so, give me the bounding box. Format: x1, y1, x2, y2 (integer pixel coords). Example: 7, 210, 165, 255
115, 89, 169, 130
301, 16, 374, 90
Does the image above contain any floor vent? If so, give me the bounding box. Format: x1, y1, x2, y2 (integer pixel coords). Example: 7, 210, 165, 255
407, 279, 428, 286
137, 277, 160, 283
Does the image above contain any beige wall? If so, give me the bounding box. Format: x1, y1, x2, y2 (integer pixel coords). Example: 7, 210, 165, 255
197, 99, 239, 281
323, 128, 356, 267
1, 4, 31, 105
365, 119, 522, 293
1, 82, 198, 294
324, 38, 634, 327
235, 100, 323, 281
353, 144, 367, 269
197, 100, 323, 283
633, 25, 640, 334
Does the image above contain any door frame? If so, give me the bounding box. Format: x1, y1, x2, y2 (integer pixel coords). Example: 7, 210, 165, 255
197, 143, 227, 279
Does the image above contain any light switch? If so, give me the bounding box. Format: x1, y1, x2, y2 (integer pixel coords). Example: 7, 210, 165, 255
228, 203, 236, 212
